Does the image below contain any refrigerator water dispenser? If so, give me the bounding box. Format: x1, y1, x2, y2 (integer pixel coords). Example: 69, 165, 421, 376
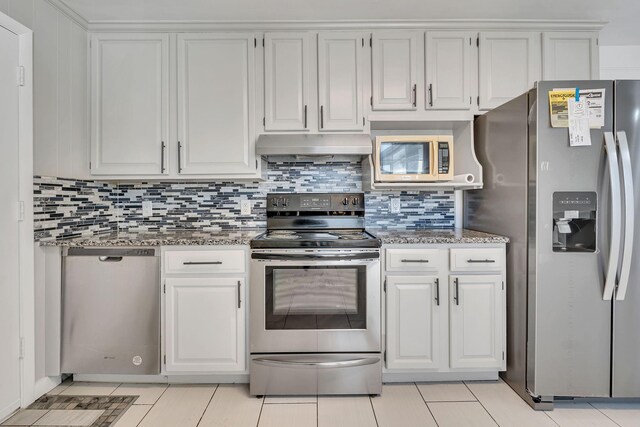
552, 192, 597, 252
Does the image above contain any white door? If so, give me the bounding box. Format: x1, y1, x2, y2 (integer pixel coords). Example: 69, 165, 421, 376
386, 275, 443, 370
542, 32, 599, 80
165, 277, 245, 373
371, 31, 419, 111
177, 33, 256, 175
317, 32, 364, 131
425, 32, 474, 110
478, 32, 541, 110
0, 24, 21, 419
264, 32, 310, 131
90, 33, 169, 175
450, 275, 503, 369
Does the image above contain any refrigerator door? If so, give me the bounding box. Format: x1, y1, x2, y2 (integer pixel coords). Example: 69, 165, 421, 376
528, 81, 614, 398
612, 80, 640, 397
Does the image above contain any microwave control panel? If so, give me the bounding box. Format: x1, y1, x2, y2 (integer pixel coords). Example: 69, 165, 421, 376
438, 141, 450, 175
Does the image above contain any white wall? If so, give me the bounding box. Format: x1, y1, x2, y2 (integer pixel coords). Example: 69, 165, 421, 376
3, 0, 89, 179
600, 46, 640, 79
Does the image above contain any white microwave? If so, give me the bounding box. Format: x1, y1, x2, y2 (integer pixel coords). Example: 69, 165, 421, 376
374, 135, 454, 182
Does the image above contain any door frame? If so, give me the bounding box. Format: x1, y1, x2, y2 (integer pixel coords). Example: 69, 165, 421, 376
0, 11, 34, 411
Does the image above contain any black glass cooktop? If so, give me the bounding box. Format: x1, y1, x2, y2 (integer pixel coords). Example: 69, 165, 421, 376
250, 230, 381, 249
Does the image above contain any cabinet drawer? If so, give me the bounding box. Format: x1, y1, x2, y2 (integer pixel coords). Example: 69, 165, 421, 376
164, 250, 246, 274
386, 248, 443, 272
450, 248, 503, 272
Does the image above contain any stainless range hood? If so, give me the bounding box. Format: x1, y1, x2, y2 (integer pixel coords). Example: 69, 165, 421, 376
256, 134, 372, 160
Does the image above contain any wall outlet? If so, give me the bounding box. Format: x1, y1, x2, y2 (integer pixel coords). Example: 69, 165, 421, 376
142, 200, 153, 217
241, 200, 252, 215
390, 198, 401, 213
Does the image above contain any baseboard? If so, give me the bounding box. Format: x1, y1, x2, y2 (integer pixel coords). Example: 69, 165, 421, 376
33, 377, 62, 399
73, 373, 250, 384
0, 400, 20, 424
383, 371, 499, 382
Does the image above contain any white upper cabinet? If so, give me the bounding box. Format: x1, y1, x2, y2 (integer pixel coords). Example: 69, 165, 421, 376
449, 274, 503, 369
386, 275, 444, 370
317, 32, 365, 131
542, 32, 599, 80
371, 31, 419, 111
264, 32, 311, 131
90, 33, 169, 175
177, 33, 256, 175
425, 32, 474, 110
478, 31, 541, 110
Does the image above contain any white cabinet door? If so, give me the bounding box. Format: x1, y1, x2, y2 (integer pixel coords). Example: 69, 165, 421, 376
425, 32, 474, 110
449, 275, 503, 369
542, 32, 599, 80
91, 33, 169, 175
165, 277, 245, 373
177, 33, 256, 175
317, 32, 364, 131
386, 275, 443, 370
371, 31, 419, 111
264, 32, 310, 131
478, 32, 541, 110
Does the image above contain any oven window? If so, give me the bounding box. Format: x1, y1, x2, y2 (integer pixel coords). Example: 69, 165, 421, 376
380, 142, 430, 175
265, 266, 367, 330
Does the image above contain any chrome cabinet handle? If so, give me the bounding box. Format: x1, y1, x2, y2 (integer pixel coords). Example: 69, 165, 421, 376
467, 259, 495, 263
616, 131, 634, 301
183, 261, 222, 265
435, 278, 440, 306
401, 259, 429, 263
320, 105, 324, 129
412, 84, 417, 107
237, 280, 242, 309
253, 357, 379, 369
603, 132, 622, 301
160, 141, 166, 173
454, 277, 459, 305
428, 83, 433, 107
304, 105, 308, 128
177, 141, 183, 173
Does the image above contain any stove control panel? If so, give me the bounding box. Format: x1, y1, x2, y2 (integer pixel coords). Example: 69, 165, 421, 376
267, 193, 365, 212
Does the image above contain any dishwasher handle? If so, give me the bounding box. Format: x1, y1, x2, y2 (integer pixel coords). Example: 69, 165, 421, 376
64, 247, 158, 257
98, 256, 123, 262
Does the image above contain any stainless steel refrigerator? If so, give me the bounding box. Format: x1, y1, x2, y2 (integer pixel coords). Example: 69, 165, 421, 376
465, 80, 640, 409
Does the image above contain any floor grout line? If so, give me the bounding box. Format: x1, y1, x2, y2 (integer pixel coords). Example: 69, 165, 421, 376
462, 381, 501, 427
367, 394, 380, 427
255, 394, 266, 427
195, 384, 218, 427
586, 402, 624, 427
414, 382, 440, 427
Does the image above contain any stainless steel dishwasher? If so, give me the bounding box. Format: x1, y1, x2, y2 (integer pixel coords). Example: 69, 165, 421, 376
61, 247, 160, 375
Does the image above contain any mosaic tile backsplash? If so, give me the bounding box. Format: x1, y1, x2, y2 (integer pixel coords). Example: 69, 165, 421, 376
34, 161, 455, 240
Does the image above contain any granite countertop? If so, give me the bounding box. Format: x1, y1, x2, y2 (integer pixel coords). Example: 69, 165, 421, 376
369, 228, 509, 245
38, 229, 265, 247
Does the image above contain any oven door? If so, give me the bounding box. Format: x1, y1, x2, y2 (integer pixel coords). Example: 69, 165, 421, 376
250, 249, 381, 353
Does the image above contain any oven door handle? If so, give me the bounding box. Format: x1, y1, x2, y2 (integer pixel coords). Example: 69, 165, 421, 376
253, 357, 380, 369
251, 252, 380, 261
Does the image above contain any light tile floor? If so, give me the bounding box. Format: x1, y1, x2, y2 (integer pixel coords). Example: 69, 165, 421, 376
4, 379, 640, 427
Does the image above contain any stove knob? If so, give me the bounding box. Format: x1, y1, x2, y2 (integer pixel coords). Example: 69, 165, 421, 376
352, 197, 360, 205
282, 198, 289, 207
271, 199, 278, 207
342, 197, 349, 206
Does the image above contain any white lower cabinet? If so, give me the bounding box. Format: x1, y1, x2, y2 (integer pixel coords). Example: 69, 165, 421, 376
386, 275, 444, 370
162, 247, 247, 374
165, 277, 245, 372
384, 245, 506, 376
449, 274, 503, 369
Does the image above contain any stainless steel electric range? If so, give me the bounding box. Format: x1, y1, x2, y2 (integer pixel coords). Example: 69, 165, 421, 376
249, 193, 382, 396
